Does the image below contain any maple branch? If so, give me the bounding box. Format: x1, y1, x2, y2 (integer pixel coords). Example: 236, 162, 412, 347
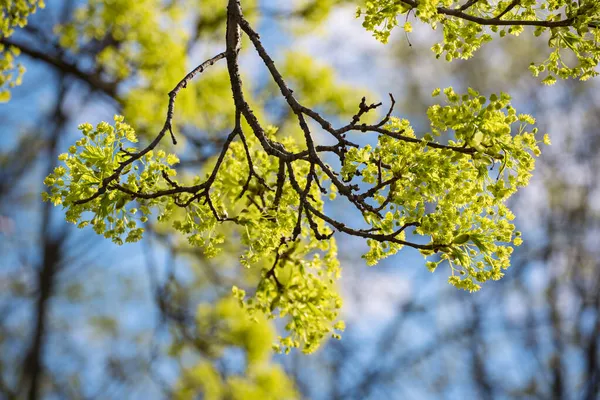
397, 0, 598, 29
76, 0, 464, 257
73, 51, 226, 205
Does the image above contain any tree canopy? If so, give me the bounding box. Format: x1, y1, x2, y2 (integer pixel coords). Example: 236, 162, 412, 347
3, 0, 598, 360
30, 0, 600, 355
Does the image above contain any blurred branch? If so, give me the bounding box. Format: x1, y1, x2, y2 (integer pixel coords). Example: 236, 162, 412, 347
0, 38, 120, 102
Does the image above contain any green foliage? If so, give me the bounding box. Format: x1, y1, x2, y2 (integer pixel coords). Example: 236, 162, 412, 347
0, 0, 43, 36
45, 120, 345, 353
55, 0, 191, 128
1, 0, 43, 36
37, 0, 554, 355
42, 116, 154, 245
345, 87, 544, 292
44, 85, 547, 348
0, 44, 23, 102
0, 0, 44, 101
173, 298, 299, 400
358, 0, 600, 83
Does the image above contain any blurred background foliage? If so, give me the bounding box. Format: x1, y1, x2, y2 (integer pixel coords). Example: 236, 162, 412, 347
0, 0, 598, 399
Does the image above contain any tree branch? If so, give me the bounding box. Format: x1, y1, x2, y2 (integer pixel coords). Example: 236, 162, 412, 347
0, 38, 120, 101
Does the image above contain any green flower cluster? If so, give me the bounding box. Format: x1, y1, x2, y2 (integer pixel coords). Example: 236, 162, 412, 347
42, 116, 179, 245
0, 0, 45, 101
358, 0, 600, 83
44, 120, 345, 353
0, 0, 43, 36
40, 0, 556, 354
173, 298, 300, 400
45, 82, 548, 349
341, 87, 547, 291
233, 239, 344, 354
